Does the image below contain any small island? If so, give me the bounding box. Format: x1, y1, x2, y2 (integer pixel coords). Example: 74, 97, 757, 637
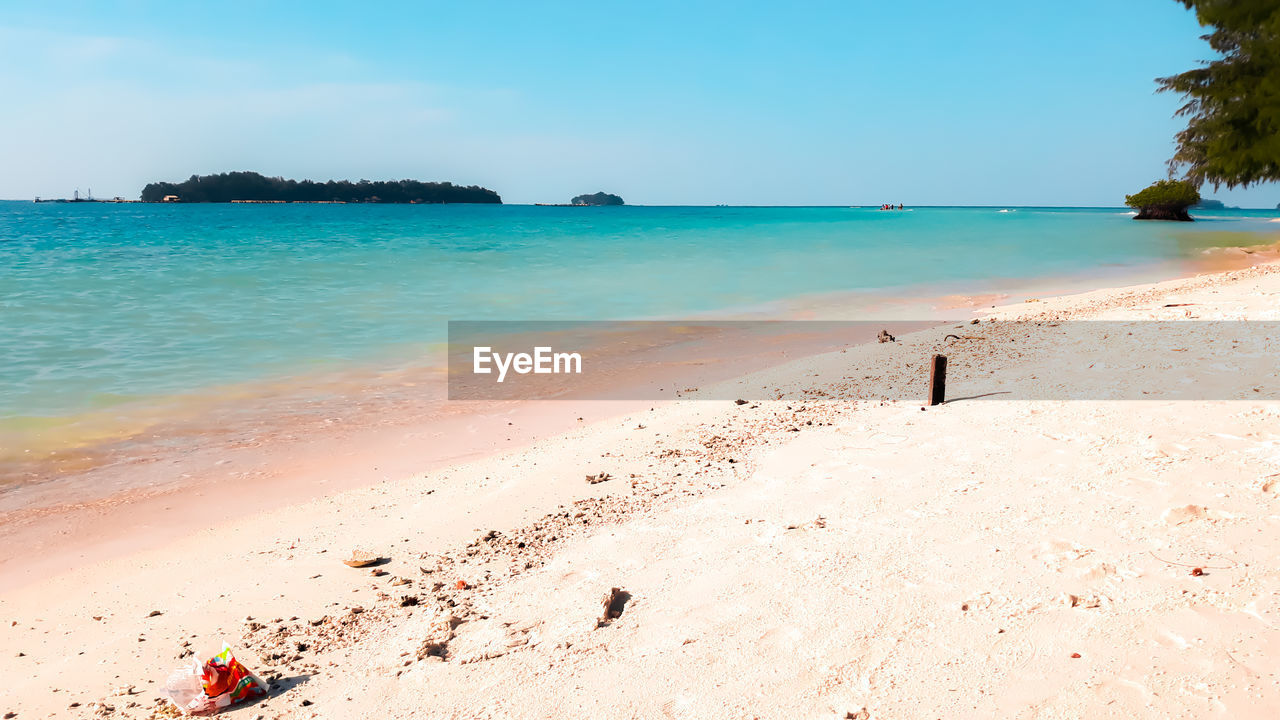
1124, 179, 1200, 221
140, 172, 502, 204
571, 192, 624, 206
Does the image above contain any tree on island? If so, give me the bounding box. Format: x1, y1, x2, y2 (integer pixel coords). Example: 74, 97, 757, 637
1126, 180, 1201, 221
140, 172, 502, 204
571, 192, 624, 206
1156, 1, 1280, 190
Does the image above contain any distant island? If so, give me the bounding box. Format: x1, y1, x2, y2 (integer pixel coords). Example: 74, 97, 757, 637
571, 192, 624, 206
140, 172, 502, 204
1193, 199, 1243, 210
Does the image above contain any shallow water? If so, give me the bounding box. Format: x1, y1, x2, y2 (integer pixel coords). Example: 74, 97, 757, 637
1, 202, 1277, 451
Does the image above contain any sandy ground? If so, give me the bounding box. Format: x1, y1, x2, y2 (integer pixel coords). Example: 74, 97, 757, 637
3, 262, 1280, 719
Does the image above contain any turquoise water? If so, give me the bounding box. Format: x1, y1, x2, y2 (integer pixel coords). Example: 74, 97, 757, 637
2, 202, 1277, 426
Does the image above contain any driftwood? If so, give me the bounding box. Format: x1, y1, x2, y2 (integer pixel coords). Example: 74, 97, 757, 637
927, 355, 947, 406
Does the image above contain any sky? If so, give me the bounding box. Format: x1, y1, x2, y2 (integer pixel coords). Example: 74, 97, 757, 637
1, 0, 1276, 207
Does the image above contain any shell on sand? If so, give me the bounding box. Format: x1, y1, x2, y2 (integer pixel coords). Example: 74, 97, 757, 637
343, 550, 381, 568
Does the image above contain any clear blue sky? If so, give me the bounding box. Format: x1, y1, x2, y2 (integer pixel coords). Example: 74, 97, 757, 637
2, 0, 1275, 207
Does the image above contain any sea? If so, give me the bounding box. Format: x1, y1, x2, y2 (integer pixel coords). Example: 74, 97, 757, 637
2, 202, 1278, 483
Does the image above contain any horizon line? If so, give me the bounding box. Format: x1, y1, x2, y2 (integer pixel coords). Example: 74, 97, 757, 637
4, 200, 1278, 210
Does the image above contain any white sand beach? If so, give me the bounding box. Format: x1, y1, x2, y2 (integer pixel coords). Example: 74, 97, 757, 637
4, 261, 1280, 719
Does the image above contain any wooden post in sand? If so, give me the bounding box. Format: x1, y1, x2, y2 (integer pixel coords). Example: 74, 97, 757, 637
927, 354, 947, 406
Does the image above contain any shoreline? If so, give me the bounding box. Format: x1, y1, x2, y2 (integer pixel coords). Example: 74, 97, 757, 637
3, 244, 1279, 591
5, 237, 1273, 466
3, 260, 1280, 717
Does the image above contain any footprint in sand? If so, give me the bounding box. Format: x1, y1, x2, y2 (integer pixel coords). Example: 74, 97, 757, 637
757, 625, 803, 654
1033, 539, 1092, 572
1161, 504, 1208, 526
1074, 561, 1117, 582
870, 433, 907, 445
447, 618, 539, 663
1154, 628, 1191, 649
959, 593, 997, 613
661, 696, 694, 719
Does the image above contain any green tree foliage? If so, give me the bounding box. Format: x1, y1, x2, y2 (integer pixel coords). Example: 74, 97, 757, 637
140, 172, 502, 203
1158, 0, 1280, 189
1125, 179, 1201, 220
571, 192, 625, 206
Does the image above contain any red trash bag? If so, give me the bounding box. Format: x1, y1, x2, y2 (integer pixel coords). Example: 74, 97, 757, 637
163, 643, 267, 715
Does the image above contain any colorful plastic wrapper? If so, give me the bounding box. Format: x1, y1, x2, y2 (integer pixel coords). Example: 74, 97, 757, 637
164, 643, 267, 715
